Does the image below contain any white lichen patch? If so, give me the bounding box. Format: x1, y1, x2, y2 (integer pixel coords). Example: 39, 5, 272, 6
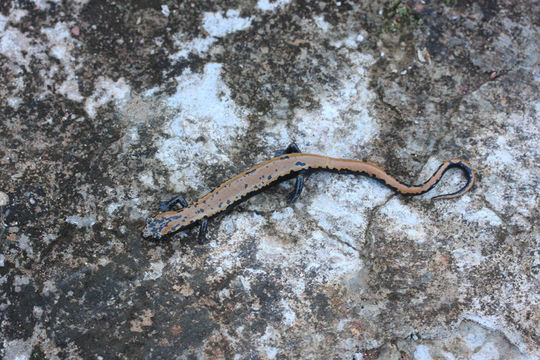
85, 77, 131, 119
486, 136, 516, 165
461, 315, 536, 358
41, 22, 75, 61
2, 15, 133, 117
138, 170, 155, 189
0, 18, 85, 106
106, 203, 122, 215
270, 206, 294, 221
280, 299, 297, 327
380, 198, 427, 243
306, 173, 389, 245
155, 63, 248, 192
206, 212, 266, 277
204, 192, 364, 293
464, 207, 502, 226
255, 326, 282, 359
0, 9, 32, 66
143, 261, 165, 280
170, 7, 256, 62
257, 0, 292, 11
330, 33, 366, 49
0, 13, 8, 32
256, 225, 362, 286
165, 64, 245, 133
6, 97, 23, 109
308, 230, 361, 276
34, 0, 89, 10
468, 108, 538, 220
0, 15, 122, 117
413, 345, 433, 360
397, 320, 533, 360
286, 276, 306, 298
170, 35, 216, 61
3, 337, 33, 360
313, 15, 331, 32
41, 280, 58, 296
16, 234, 34, 256
202, 9, 253, 38
0, 27, 33, 66
0, 191, 9, 206
292, 53, 377, 157
2, 324, 63, 360
13, 275, 30, 287
452, 248, 485, 269
65, 215, 96, 228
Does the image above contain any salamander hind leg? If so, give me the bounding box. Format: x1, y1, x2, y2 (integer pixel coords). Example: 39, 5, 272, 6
198, 218, 208, 244
160, 195, 189, 212
288, 170, 306, 203
274, 144, 307, 202
275, 143, 302, 156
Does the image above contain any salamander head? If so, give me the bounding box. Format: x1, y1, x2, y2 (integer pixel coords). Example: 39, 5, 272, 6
142, 211, 184, 239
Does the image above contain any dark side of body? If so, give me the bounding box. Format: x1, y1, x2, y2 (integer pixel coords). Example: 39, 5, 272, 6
143, 144, 475, 243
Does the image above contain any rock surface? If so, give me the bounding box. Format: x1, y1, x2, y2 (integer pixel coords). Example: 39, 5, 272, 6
0, 0, 538, 359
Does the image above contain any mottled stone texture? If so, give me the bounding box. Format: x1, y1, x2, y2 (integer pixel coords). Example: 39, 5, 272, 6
0, 0, 538, 359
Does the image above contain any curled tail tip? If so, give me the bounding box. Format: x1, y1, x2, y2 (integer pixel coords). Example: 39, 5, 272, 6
431, 158, 475, 200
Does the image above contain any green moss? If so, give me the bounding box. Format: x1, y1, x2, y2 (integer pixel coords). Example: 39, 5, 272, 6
382, 0, 425, 32
30, 347, 48, 360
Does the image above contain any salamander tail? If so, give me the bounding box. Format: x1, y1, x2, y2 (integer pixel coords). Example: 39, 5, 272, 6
431, 159, 475, 200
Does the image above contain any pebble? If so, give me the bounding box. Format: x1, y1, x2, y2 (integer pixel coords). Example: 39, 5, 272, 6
71, 25, 80, 36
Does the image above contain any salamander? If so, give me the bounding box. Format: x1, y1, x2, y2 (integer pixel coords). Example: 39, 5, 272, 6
143, 143, 475, 242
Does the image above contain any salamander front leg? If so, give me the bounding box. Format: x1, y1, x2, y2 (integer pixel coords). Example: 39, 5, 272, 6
288, 170, 306, 203
198, 218, 208, 244
160, 195, 189, 212
275, 143, 302, 156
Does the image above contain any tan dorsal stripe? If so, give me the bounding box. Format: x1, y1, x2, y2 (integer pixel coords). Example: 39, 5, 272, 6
143, 153, 475, 238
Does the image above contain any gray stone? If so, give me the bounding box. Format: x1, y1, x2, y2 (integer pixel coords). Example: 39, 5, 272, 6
0, 0, 538, 359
